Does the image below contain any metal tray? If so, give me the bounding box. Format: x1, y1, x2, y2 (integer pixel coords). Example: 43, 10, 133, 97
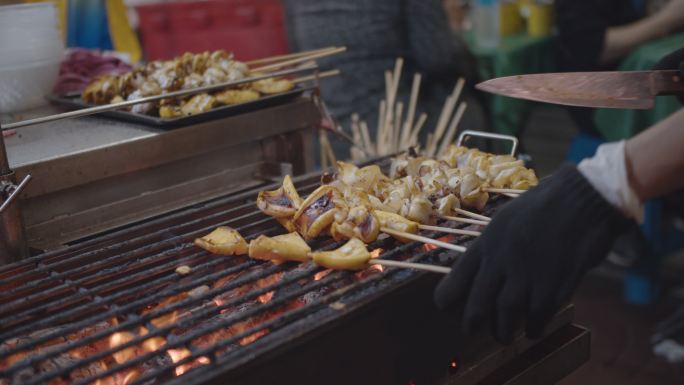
47, 87, 308, 128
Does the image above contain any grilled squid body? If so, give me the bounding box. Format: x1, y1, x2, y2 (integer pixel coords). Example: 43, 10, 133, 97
248, 232, 311, 263
257, 175, 303, 218
194, 226, 249, 256
293, 185, 344, 240
311, 238, 371, 270
335, 162, 388, 194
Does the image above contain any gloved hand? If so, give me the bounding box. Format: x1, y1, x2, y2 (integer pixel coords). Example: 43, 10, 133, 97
434, 164, 631, 344
653, 47, 684, 105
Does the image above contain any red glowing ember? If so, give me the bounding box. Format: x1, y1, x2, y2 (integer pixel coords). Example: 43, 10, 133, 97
314, 269, 333, 281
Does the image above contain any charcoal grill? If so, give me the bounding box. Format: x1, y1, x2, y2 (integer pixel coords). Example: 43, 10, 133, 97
0, 158, 589, 385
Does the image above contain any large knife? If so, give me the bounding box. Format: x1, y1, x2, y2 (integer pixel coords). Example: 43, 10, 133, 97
476, 70, 684, 109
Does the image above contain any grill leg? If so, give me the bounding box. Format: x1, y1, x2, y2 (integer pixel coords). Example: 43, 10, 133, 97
0, 123, 29, 263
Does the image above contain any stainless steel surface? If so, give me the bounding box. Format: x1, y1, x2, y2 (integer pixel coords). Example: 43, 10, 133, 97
0, 120, 29, 263
457, 130, 519, 156
476, 70, 684, 109
0, 174, 31, 213
5, 112, 160, 168
3, 65, 318, 130
8, 98, 319, 250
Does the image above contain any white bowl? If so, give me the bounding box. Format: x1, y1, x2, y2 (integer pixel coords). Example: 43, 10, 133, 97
0, 56, 62, 113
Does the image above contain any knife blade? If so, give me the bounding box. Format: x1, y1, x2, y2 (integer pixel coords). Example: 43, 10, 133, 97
476, 70, 684, 109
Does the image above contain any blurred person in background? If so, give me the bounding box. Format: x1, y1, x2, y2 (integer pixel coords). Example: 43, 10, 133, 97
555, 0, 684, 138
281, 0, 479, 158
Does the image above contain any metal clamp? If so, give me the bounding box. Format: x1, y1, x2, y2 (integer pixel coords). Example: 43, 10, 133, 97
0, 174, 31, 213
456, 130, 519, 156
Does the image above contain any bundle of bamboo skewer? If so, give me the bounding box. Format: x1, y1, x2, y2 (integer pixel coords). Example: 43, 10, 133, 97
341, 58, 468, 163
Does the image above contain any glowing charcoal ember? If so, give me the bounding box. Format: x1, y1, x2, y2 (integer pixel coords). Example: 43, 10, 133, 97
194, 226, 249, 256
109, 332, 137, 364
311, 238, 371, 270
314, 269, 333, 281
248, 232, 311, 263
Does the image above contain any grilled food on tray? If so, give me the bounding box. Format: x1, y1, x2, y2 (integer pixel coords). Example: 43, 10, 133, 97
82, 50, 294, 118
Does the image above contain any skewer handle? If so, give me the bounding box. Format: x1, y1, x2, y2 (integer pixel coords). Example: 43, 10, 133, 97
381, 227, 467, 253
439, 216, 489, 226
251, 47, 347, 72
453, 208, 491, 222
485, 187, 527, 194
371, 259, 451, 274
246, 46, 339, 66
418, 224, 481, 237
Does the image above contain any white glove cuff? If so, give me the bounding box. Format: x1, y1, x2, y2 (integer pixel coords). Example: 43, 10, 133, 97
578, 141, 644, 223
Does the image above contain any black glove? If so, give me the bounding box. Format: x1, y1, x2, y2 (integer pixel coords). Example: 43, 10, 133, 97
653, 47, 684, 104
434, 164, 631, 344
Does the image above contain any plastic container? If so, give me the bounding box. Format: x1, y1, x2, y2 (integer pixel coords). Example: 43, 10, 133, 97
471, 0, 500, 49
0, 56, 62, 113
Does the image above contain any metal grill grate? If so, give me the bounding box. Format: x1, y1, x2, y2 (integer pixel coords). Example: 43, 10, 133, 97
0, 161, 492, 385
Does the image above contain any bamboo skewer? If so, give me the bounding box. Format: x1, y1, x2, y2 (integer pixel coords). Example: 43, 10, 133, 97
350, 114, 364, 161
389, 59, 404, 151
503, 193, 520, 198
408, 113, 428, 147
428, 78, 466, 157
291, 69, 341, 83
485, 188, 527, 194
377, 100, 387, 154
453, 208, 491, 222
360, 120, 374, 156
427, 95, 456, 157
418, 224, 481, 237
246, 46, 340, 66
251, 47, 347, 73
439, 215, 489, 226
381, 227, 467, 253
400, 73, 422, 149
437, 101, 468, 157
370, 259, 451, 274
394, 101, 404, 151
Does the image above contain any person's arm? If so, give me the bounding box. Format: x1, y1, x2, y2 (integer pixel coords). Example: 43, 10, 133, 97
626, 107, 684, 200
601, 1, 684, 64
433, 48, 684, 345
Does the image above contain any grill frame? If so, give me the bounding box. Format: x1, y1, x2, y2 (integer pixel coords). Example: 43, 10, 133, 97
0, 158, 582, 385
